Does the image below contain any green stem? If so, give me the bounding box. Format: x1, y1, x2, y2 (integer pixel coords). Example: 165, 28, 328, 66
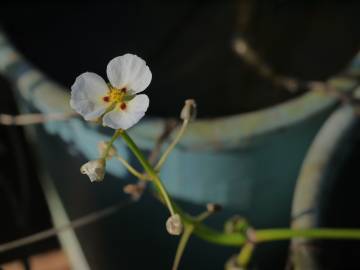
256, 228, 360, 242
101, 129, 122, 160
117, 130, 360, 249
191, 227, 360, 247
120, 130, 175, 216
192, 221, 245, 246
172, 225, 194, 270
237, 242, 255, 268
155, 119, 189, 171
195, 211, 213, 223
114, 154, 147, 180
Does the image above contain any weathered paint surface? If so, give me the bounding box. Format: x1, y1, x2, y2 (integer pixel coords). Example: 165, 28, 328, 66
290, 105, 358, 270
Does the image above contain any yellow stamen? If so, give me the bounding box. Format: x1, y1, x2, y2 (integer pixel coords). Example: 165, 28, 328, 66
102, 86, 128, 108
108, 87, 126, 103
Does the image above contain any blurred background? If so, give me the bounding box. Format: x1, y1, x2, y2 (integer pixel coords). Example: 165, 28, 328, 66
0, 1, 360, 269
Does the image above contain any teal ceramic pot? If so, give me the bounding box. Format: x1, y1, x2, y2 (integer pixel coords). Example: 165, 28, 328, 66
1, 29, 359, 269
291, 104, 360, 270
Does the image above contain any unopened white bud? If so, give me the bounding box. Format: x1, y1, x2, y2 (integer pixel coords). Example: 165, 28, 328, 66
180, 99, 197, 121
98, 141, 117, 159
166, 214, 183, 236
80, 159, 105, 182
206, 203, 222, 213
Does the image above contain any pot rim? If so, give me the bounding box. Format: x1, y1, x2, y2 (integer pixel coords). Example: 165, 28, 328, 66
132, 89, 337, 150
1, 30, 354, 150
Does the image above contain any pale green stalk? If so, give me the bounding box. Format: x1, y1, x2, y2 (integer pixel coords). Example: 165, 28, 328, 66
104, 130, 360, 249
155, 120, 189, 171
120, 130, 176, 216
237, 242, 255, 268
100, 129, 122, 160
114, 155, 147, 180
172, 225, 194, 270
256, 228, 360, 242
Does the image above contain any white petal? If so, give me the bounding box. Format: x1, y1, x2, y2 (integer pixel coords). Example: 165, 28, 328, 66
106, 54, 152, 94
70, 72, 109, 120
102, 94, 149, 130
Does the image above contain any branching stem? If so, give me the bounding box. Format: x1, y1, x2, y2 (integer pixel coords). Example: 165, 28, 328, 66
155, 119, 189, 171
104, 130, 360, 250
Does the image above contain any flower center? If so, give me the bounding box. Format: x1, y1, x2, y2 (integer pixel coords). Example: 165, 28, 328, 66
103, 87, 127, 103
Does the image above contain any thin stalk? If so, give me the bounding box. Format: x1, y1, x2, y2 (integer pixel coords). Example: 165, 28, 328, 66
256, 228, 360, 242
191, 221, 245, 247
118, 130, 360, 249
195, 211, 213, 223
120, 130, 175, 216
191, 227, 360, 248
155, 120, 188, 171
114, 155, 147, 180
0, 112, 76, 126
172, 225, 194, 270
153, 191, 245, 247
101, 129, 122, 160
237, 242, 255, 268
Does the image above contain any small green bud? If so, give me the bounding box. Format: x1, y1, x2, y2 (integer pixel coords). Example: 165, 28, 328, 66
206, 203, 222, 213
224, 215, 249, 234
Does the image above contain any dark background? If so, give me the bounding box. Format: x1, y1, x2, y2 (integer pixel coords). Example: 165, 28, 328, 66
0, 77, 58, 265
2, 1, 360, 117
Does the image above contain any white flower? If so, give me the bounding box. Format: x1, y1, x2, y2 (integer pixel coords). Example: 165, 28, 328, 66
80, 159, 106, 182
70, 54, 151, 130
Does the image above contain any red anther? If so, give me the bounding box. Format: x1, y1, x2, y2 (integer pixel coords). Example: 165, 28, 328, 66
120, 103, 127, 110
120, 88, 127, 93
103, 96, 110, 102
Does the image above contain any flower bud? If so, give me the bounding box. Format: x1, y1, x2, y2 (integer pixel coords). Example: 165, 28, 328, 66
80, 159, 106, 182
166, 214, 183, 235
224, 215, 249, 234
180, 99, 197, 121
98, 141, 117, 159
123, 183, 145, 201
206, 203, 222, 213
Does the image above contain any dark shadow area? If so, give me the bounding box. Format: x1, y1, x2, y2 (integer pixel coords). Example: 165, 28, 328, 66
317, 118, 360, 270
0, 76, 59, 264
1, 2, 360, 118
